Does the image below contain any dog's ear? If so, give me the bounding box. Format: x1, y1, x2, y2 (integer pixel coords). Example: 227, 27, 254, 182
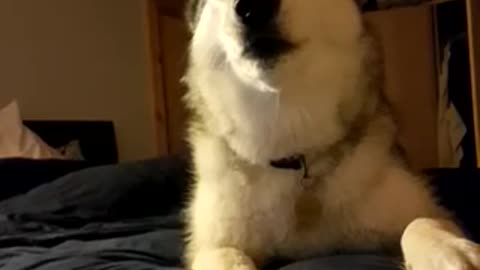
185, 0, 206, 33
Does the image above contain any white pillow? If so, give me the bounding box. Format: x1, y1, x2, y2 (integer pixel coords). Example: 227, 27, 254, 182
0, 100, 64, 160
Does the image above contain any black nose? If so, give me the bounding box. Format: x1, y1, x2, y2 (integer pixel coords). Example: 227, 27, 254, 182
235, 0, 279, 28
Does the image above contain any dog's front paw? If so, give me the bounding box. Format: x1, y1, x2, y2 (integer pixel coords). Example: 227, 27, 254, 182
402, 219, 480, 270
405, 238, 480, 270
192, 248, 258, 270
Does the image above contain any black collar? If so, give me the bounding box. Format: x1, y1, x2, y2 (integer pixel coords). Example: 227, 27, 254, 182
270, 154, 309, 178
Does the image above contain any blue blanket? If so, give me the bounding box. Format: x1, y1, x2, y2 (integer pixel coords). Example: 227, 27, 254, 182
0, 157, 477, 270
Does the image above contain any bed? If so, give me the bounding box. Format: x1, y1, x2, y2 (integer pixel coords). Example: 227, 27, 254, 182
0, 154, 479, 270
0, 116, 479, 270
0, 156, 188, 270
0, 125, 478, 269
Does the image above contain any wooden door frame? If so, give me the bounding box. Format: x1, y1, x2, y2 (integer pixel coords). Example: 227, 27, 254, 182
142, 0, 169, 155
466, 0, 480, 167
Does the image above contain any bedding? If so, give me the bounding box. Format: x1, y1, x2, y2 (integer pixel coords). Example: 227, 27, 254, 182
0, 105, 118, 201
0, 155, 478, 270
0, 156, 189, 270
57, 139, 85, 160
0, 100, 64, 160
0, 158, 95, 201
24, 121, 118, 164
0, 100, 117, 163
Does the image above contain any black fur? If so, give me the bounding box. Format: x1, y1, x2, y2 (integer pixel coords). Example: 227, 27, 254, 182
238, 0, 295, 62
186, 0, 294, 63
242, 25, 295, 63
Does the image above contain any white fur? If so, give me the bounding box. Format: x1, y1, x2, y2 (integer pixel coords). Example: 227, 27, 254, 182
184, 0, 480, 269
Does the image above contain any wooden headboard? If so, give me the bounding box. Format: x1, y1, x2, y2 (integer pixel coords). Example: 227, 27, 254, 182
23, 120, 118, 165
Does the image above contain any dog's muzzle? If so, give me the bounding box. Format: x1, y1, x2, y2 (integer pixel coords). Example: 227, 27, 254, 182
234, 0, 294, 63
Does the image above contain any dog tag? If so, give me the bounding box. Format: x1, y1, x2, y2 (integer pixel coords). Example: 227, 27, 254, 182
300, 176, 315, 189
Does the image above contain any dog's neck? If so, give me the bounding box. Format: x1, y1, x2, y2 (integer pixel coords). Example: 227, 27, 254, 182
208, 73, 380, 166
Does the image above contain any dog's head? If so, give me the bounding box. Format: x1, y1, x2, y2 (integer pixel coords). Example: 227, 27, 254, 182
186, 0, 371, 94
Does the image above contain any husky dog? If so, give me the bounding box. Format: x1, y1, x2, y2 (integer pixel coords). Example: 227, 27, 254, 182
182, 0, 480, 269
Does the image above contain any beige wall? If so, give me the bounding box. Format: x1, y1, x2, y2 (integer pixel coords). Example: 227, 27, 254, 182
0, 0, 156, 161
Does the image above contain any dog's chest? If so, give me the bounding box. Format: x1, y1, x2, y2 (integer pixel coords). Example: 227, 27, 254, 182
230, 167, 346, 257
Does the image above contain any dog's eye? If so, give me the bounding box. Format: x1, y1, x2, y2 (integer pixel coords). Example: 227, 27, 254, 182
185, 0, 206, 32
